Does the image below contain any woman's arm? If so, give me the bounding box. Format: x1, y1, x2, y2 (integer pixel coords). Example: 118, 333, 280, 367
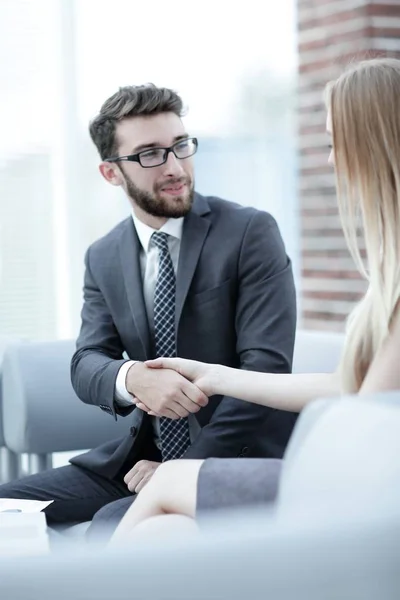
211, 368, 340, 412
211, 300, 400, 407
144, 358, 341, 413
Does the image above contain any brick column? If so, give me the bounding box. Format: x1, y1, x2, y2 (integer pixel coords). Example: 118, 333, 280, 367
298, 0, 400, 331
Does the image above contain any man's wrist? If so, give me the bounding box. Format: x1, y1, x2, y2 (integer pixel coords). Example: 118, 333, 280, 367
126, 361, 145, 396
115, 360, 136, 406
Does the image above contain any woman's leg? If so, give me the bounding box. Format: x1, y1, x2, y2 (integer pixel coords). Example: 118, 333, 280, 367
111, 459, 204, 543
131, 514, 200, 540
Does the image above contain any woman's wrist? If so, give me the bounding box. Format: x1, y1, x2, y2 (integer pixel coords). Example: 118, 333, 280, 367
209, 364, 225, 396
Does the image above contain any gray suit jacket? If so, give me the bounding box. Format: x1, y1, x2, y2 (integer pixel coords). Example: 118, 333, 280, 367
70, 193, 297, 479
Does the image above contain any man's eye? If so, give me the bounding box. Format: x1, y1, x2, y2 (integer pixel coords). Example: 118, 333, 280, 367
176, 140, 189, 150
141, 149, 161, 158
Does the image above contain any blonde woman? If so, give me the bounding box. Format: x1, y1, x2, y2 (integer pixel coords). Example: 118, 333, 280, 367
112, 58, 400, 541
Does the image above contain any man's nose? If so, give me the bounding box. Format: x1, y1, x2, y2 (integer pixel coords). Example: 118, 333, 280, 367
162, 150, 185, 177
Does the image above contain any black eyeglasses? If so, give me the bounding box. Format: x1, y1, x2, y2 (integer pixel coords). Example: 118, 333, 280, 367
105, 137, 198, 168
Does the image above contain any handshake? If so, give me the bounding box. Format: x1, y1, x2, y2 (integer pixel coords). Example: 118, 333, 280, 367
126, 358, 219, 420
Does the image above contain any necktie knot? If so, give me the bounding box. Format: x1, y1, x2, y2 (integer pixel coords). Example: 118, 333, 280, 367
152, 231, 169, 253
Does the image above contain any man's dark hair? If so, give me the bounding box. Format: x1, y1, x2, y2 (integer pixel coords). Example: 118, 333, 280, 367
89, 84, 184, 160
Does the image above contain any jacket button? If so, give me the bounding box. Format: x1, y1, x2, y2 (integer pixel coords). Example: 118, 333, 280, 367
130, 426, 137, 437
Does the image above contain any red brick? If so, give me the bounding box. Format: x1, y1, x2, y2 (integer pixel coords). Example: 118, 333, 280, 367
366, 4, 400, 18
299, 27, 370, 53
302, 268, 363, 279
303, 311, 346, 322
299, 7, 367, 31
303, 290, 364, 302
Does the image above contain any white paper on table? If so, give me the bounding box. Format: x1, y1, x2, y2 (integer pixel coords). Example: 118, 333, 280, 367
0, 499, 54, 513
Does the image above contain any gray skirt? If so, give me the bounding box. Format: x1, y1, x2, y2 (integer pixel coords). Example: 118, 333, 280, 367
196, 458, 283, 514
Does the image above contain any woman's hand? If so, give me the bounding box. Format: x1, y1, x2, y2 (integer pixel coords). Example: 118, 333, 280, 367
145, 358, 219, 398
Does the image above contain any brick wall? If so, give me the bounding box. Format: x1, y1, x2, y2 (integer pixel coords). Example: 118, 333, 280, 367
298, 0, 400, 331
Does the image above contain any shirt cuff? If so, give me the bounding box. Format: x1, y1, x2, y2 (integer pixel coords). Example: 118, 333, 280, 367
115, 361, 137, 406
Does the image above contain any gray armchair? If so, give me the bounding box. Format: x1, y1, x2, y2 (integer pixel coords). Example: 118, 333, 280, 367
1, 339, 131, 478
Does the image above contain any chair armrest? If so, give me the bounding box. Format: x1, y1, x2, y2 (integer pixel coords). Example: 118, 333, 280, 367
282, 329, 345, 470
282, 397, 334, 472
0, 336, 23, 447
293, 329, 344, 374
1, 340, 131, 454
278, 392, 400, 517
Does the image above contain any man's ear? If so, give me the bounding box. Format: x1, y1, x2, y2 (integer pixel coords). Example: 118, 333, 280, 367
99, 162, 124, 187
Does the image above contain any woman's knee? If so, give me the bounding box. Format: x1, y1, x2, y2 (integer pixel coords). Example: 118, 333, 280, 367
152, 459, 204, 488
142, 459, 204, 506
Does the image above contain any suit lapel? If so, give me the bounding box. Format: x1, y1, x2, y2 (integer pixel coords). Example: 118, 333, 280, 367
119, 219, 152, 358
175, 194, 211, 329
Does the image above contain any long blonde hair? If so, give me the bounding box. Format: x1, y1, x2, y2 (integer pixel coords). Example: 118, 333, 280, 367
327, 58, 400, 392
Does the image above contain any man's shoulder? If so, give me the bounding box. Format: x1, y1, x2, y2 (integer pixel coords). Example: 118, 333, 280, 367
87, 217, 132, 257
198, 193, 276, 227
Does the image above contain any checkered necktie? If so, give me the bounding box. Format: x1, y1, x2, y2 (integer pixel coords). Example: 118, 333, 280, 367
152, 231, 191, 461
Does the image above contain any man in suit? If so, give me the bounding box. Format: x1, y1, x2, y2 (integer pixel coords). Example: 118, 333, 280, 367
0, 84, 297, 536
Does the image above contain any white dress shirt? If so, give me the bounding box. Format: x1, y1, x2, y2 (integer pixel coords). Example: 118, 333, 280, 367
115, 213, 200, 449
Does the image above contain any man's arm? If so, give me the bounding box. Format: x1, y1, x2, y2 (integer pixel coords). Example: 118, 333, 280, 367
184, 211, 297, 459
70, 247, 133, 420
71, 248, 207, 420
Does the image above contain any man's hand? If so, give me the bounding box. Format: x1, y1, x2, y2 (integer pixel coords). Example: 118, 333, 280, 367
126, 362, 208, 419
124, 460, 160, 494
145, 357, 219, 397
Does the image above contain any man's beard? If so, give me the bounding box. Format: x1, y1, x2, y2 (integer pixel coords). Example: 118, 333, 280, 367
121, 169, 194, 218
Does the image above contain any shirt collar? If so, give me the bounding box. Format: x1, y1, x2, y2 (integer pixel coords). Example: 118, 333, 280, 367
131, 212, 184, 254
